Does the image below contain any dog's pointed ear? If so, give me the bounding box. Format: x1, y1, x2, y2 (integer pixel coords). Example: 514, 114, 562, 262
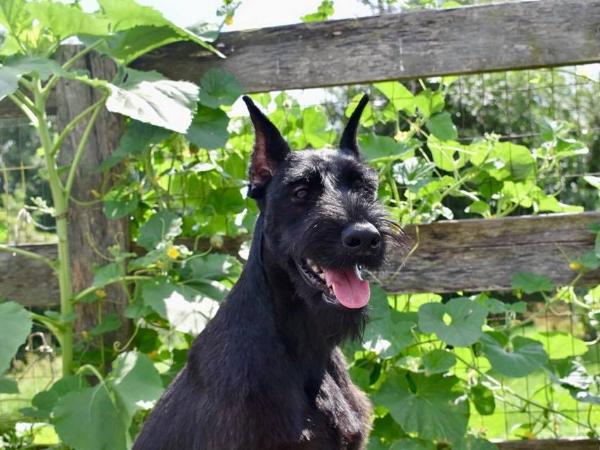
243, 95, 291, 198
339, 94, 369, 158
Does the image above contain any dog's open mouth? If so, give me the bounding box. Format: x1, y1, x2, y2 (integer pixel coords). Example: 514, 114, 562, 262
298, 258, 370, 309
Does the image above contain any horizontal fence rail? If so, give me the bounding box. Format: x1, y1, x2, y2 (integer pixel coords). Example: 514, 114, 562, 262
379, 212, 600, 293
1, 0, 600, 117
496, 439, 600, 450
4, 213, 600, 307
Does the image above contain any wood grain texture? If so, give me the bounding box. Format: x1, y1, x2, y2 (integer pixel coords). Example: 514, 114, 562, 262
496, 439, 600, 450
55, 49, 130, 343
0, 244, 59, 308
5, 213, 600, 306
131, 0, 600, 92
2, 0, 600, 116
378, 212, 600, 293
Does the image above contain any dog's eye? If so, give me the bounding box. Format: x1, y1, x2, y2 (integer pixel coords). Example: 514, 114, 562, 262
293, 186, 308, 200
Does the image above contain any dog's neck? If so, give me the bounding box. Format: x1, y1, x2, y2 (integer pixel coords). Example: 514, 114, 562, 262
238, 215, 363, 364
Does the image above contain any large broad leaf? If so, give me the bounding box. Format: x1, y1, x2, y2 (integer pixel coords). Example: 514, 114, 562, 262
186, 105, 229, 150
418, 297, 487, 347
0, 0, 29, 34
198, 68, 243, 108
481, 332, 548, 377
141, 279, 219, 335
362, 286, 416, 358
30, 1, 109, 40
0, 56, 64, 101
182, 253, 241, 281
358, 134, 412, 161
390, 438, 436, 450
303, 106, 334, 148
426, 112, 458, 141
98, 0, 220, 56
108, 351, 163, 421
374, 81, 416, 114
488, 142, 535, 181
511, 271, 554, 294
106, 69, 199, 134
427, 136, 468, 172
0, 301, 31, 373
53, 385, 127, 450
137, 211, 182, 250
469, 383, 495, 416
374, 370, 469, 443
422, 349, 456, 374
27, 376, 85, 420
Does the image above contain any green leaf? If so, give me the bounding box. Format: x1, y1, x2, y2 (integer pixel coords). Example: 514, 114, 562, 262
415, 90, 444, 118
0, 377, 18, 393
482, 332, 548, 377
303, 106, 333, 148
374, 370, 469, 443
98, 0, 221, 56
53, 385, 127, 450
108, 351, 163, 422
390, 438, 436, 450
362, 286, 416, 358
103, 190, 140, 219
101, 119, 171, 170
470, 383, 495, 416
358, 134, 412, 161
0, 301, 31, 373
141, 279, 219, 335
0, 0, 29, 35
106, 68, 199, 134
489, 142, 535, 181
427, 136, 468, 172
91, 262, 124, 289
90, 313, 122, 336
198, 68, 243, 108
511, 271, 555, 294
530, 331, 588, 359
30, 1, 109, 40
374, 81, 416, 114
596, 232, 600, 259
186, 105, 229, 150
301, 0, 334, 22
422, 349, 456, 374
426, 112, 458, 141
584, 175, 600, 190
137, 211, 182, 250
418, 297, 487, 347
182, 253, 241, 281
0, 56, 64, 100
29, 376, 86, 420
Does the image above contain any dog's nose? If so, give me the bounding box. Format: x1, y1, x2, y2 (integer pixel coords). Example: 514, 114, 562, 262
341, 222, 381, 252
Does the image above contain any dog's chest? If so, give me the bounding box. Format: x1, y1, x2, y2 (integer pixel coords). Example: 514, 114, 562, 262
295, 372, 365, 449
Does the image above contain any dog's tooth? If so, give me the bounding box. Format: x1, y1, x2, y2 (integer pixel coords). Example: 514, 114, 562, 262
354, 264, 363, 281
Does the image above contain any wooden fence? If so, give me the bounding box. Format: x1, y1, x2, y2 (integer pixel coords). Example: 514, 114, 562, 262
1, 1, 599, 447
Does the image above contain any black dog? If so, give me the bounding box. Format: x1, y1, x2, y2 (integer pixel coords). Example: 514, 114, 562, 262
133, 95, 401, 449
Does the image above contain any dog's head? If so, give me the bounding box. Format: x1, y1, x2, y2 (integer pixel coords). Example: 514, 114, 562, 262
243, 95, 403, 314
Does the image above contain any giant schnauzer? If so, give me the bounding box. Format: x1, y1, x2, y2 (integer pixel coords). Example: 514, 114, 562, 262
134, 94, 401, 449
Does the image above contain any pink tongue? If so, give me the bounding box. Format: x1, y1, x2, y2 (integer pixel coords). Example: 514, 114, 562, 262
323, 267, 370, 309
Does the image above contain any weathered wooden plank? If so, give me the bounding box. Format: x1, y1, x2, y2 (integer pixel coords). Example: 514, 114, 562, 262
0, 244, 59, 308
0, 236, 247, 307
132, 0, 600, 92
4, 213, 600, 306
2, 0, 600, 117
496, 439, 599, 450
55, 49, 130, 344
378, 212, 600, 293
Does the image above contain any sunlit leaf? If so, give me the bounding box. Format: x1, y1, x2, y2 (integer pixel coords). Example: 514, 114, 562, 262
482, 332, 548, 377
106, 69, 199, 133
0, 301, 31, 374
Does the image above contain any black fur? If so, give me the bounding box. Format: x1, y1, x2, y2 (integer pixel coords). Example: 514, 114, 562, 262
133, 95, 403, 450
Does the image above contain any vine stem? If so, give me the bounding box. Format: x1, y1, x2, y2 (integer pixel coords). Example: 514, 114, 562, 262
64, 97, 107, 200
0, 244, 57, 271
52, 96, 106, 157
33, 78, 75, 377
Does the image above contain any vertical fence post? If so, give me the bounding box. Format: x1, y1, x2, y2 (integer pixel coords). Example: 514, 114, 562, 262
55, 49, 130, 353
